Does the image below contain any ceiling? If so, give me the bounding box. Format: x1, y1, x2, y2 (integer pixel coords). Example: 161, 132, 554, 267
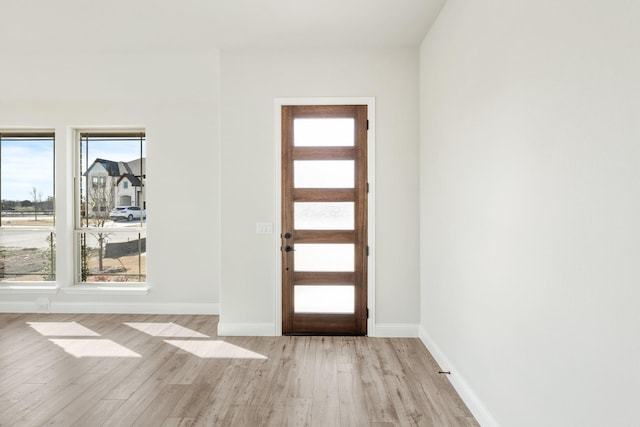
0, 0, 446, 53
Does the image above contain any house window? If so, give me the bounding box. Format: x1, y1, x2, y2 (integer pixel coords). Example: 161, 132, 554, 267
123, 181, 128, 189
0, 131, 56, 282
76, 131, 146, 283
92, 176, 107, 189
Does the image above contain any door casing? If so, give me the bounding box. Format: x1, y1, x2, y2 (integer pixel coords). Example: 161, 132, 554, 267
274, 97, 376, 336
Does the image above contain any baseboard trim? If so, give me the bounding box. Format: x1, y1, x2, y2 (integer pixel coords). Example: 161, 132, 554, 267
0, 302, 219, 315
419, 326, 498, 427
0, 302, 40, 313
374, 323, 420, 337
217, 322, 275, 336
215, 322, 420, 337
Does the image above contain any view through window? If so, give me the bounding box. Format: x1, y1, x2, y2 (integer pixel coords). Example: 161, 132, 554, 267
0, 132, 56, 282
77, 132, 146, 283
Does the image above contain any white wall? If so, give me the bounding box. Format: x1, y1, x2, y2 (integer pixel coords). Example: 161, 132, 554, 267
219, 49, 420, 335
0, 52, 220, 313
419, 0, 640, 425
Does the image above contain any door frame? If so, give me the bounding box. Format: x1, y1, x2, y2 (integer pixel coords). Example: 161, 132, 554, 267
274, 97, 376, 336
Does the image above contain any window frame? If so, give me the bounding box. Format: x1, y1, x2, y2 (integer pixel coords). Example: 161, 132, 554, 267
0, 130, 56, 286
73, 129, 147, 285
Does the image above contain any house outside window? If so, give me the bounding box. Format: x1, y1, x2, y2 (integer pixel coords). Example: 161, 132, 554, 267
76, 131, 146, 283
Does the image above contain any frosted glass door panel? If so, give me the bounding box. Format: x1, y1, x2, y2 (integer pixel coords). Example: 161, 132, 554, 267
294, 202, 354, 230
294, 118, 354, 147
294, 160, 354, 188
294, 286, 355, 313
294, 244, 354, 272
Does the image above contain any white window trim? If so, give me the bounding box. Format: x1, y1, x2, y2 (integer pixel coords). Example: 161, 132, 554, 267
0, 130, 57, 289
71, 128, 148, 287
61, 285, 148, 296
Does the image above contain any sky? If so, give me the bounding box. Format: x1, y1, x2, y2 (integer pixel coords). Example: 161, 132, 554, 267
1, 137, 146, 202
1, 139, 54, 202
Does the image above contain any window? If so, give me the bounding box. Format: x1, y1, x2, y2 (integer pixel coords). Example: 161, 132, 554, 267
92, 176, 107, 189
76, 131, 146, 283
0, 131, 56, 282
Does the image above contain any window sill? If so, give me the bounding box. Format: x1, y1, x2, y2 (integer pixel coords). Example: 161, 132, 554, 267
61, 285, 149, 296
0, 285, 59, 295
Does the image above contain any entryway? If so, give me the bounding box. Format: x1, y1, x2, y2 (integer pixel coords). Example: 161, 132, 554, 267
281, 104, 369, 335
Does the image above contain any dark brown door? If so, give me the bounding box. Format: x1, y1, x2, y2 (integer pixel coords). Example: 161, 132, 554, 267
282, 105, 368, 335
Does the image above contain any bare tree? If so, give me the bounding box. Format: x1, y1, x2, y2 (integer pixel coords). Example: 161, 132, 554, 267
30, 187, 42, 221
84, 176, 115, 273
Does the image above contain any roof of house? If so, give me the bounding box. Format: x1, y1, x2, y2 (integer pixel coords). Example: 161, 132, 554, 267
117, 173, 142, 187
124, 158, 145, 177
85, 158, 145, 179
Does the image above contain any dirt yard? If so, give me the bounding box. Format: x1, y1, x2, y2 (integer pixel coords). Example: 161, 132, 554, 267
1, 248, 146, 282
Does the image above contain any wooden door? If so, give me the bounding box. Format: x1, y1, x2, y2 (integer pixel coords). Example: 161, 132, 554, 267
282, 105, 368, 335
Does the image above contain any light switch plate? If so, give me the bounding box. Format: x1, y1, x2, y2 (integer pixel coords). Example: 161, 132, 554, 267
256, 222, 273, 234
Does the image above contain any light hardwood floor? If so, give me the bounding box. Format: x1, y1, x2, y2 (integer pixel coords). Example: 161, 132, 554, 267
0, 313, 478, 426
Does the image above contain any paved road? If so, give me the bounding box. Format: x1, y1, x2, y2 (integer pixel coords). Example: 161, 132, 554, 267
1, 217, 145, 250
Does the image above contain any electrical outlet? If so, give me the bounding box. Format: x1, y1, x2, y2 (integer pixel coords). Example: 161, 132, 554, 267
36, 297, 50, 313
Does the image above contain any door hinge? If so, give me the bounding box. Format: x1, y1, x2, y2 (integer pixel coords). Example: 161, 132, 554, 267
367, 308, 370, 318
366, 119, 369, 130
366, 246, 370, 256
366, 182, 369, 193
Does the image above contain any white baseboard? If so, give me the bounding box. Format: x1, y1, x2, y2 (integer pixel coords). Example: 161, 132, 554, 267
0, 301, 219, 315
215, 322, 420, 337
419, 326, 498, 427
218, 322, 419, 338
0, 302, 41, 313
374, 323, 420, 337
217, 322, 276, 336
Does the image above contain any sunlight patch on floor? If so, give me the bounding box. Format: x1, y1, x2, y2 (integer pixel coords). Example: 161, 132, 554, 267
27, 322, 101, 337
164, 340, 268, 359
124, 322, 209, 338
49, 339, 142, 358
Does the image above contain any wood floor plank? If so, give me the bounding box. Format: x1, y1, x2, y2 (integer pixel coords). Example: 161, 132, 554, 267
161, 417, 184, 427
311, 337, 340, 427
391, 338, 477, 426
8, 372, 103, 427
102, 352, 189, 426
132, 384, 189, 427
191, 359, 260, 425
70, 399, 125, 427
0, 383, 40, 415
168, 383, 215, 419
0, 369, 32, 400
0, 313, 478, 427
218, 404, 286, 427
102, 339, 174, 400
285, 398, 312, 427
39, 355, 159, 426
245, 337, 294, 409
354, 338, 400, 424
337, 362, 370, 427
167, 355, 207, 385
168, 362, 231, 418
288, 336, 316, 399
0, 358, 101, 424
